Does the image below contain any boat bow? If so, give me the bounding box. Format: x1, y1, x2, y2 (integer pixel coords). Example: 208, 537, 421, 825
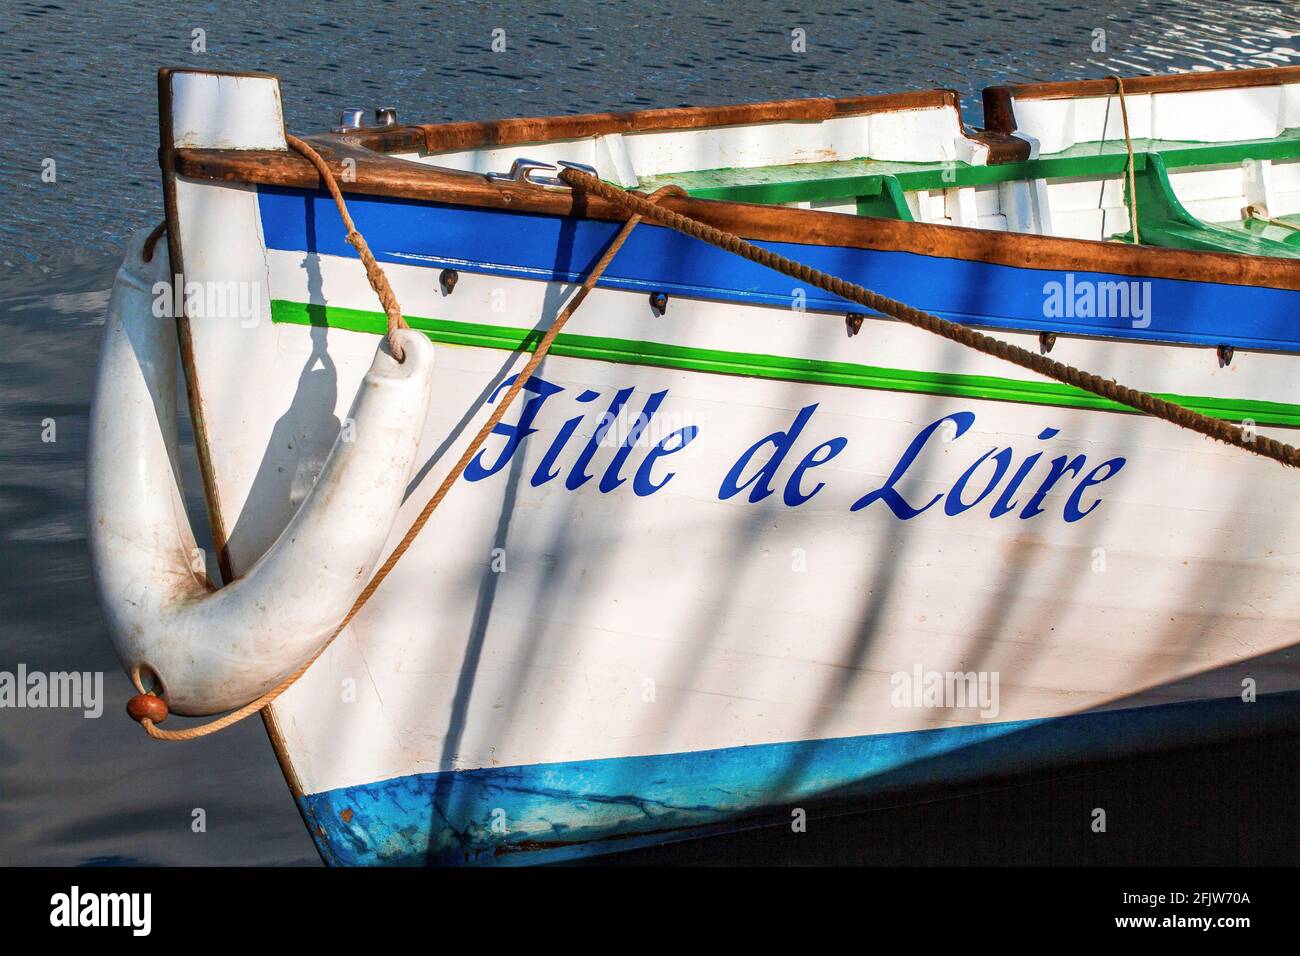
87, 228, 434, 715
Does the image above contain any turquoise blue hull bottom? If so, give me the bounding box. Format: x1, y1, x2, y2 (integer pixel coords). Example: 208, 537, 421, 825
300, 693, 1299, 866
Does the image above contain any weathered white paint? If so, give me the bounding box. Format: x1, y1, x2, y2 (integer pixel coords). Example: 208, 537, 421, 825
399, 105, 982, 184
594, 132, 638, 187
1167, 158, 1300, 222
1037, 175, 1131, 241
231, 252, 1300, 796
984, 80, 1300, 238
1266, 157, 1300, 215
397, 83, 1295, 241
87, 231, 436, 714
170, 71, 287, 150
1025, 157, 1300, 241
265, 309, 1298, 795
1011, 81, 1300, 154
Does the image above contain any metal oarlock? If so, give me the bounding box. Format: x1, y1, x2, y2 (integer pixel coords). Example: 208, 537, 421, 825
335, 108, 365, 131
334, 107, 399, 132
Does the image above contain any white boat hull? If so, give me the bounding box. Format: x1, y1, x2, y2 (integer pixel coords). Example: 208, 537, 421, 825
97, 68, 1300, 864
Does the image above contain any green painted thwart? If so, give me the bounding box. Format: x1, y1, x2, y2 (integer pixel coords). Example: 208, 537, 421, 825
270, 299, 1300, 427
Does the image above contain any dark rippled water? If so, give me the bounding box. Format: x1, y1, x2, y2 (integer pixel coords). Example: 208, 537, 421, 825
1, 0, 1296, 865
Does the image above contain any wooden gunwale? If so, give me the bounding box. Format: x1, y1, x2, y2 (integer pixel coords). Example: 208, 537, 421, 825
338, 87, 1033, 163
176, 137, 1300, 292
983, 64, 1300, 135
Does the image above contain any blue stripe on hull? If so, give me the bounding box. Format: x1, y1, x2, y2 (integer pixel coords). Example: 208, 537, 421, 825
299, 692, 1299, 866
257, 186, 1300, 352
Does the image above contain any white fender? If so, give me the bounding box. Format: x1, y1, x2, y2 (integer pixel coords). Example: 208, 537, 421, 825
87, 229, 434, 715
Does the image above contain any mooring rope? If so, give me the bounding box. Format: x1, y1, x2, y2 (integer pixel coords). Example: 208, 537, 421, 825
557, 166, 1300, 468
285, 135, 412, 360
128, 160, 682, 738
1110, 75, 1141, 245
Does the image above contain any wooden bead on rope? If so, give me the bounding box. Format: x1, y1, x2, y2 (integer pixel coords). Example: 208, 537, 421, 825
127, 694, 169, 725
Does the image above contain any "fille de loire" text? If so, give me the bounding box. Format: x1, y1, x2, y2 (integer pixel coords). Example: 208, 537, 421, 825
463, 373, 1126, 523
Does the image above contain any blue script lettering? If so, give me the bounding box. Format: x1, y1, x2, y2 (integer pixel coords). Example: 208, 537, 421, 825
465, 374, 693, 498
464, 374, 564, 481
852, 413, 975, 518
600, 390, 669, 493
719, 404, 820, 503
1063, 457, 1126, 521
853, 414, 1125, 521
531, 388, 601, 487
634, 426, 699, 496
566, 387, 634, 490
463, 376, 1126, 520
784, 436, 848, 506
945, 446, 1013, 516
989, 427, 1058, 517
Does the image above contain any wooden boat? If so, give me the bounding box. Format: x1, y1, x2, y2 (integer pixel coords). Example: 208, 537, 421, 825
89, 65, 1299, 865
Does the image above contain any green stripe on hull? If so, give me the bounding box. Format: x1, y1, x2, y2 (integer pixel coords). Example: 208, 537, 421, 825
270, 299, 1300, 427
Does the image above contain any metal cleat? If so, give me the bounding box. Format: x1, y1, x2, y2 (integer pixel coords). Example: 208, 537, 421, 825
487, 158, 598, 187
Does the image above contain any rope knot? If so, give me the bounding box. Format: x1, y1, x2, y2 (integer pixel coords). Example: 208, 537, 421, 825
386, 328, 407, 363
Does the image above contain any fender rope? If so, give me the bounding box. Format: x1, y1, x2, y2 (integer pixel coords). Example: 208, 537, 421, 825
285, 135, 412, 361
128, 157, 683, 738
557, 165, 1300, 469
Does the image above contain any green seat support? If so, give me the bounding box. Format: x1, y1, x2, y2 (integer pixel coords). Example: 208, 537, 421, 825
1120, 152, 1300, 258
